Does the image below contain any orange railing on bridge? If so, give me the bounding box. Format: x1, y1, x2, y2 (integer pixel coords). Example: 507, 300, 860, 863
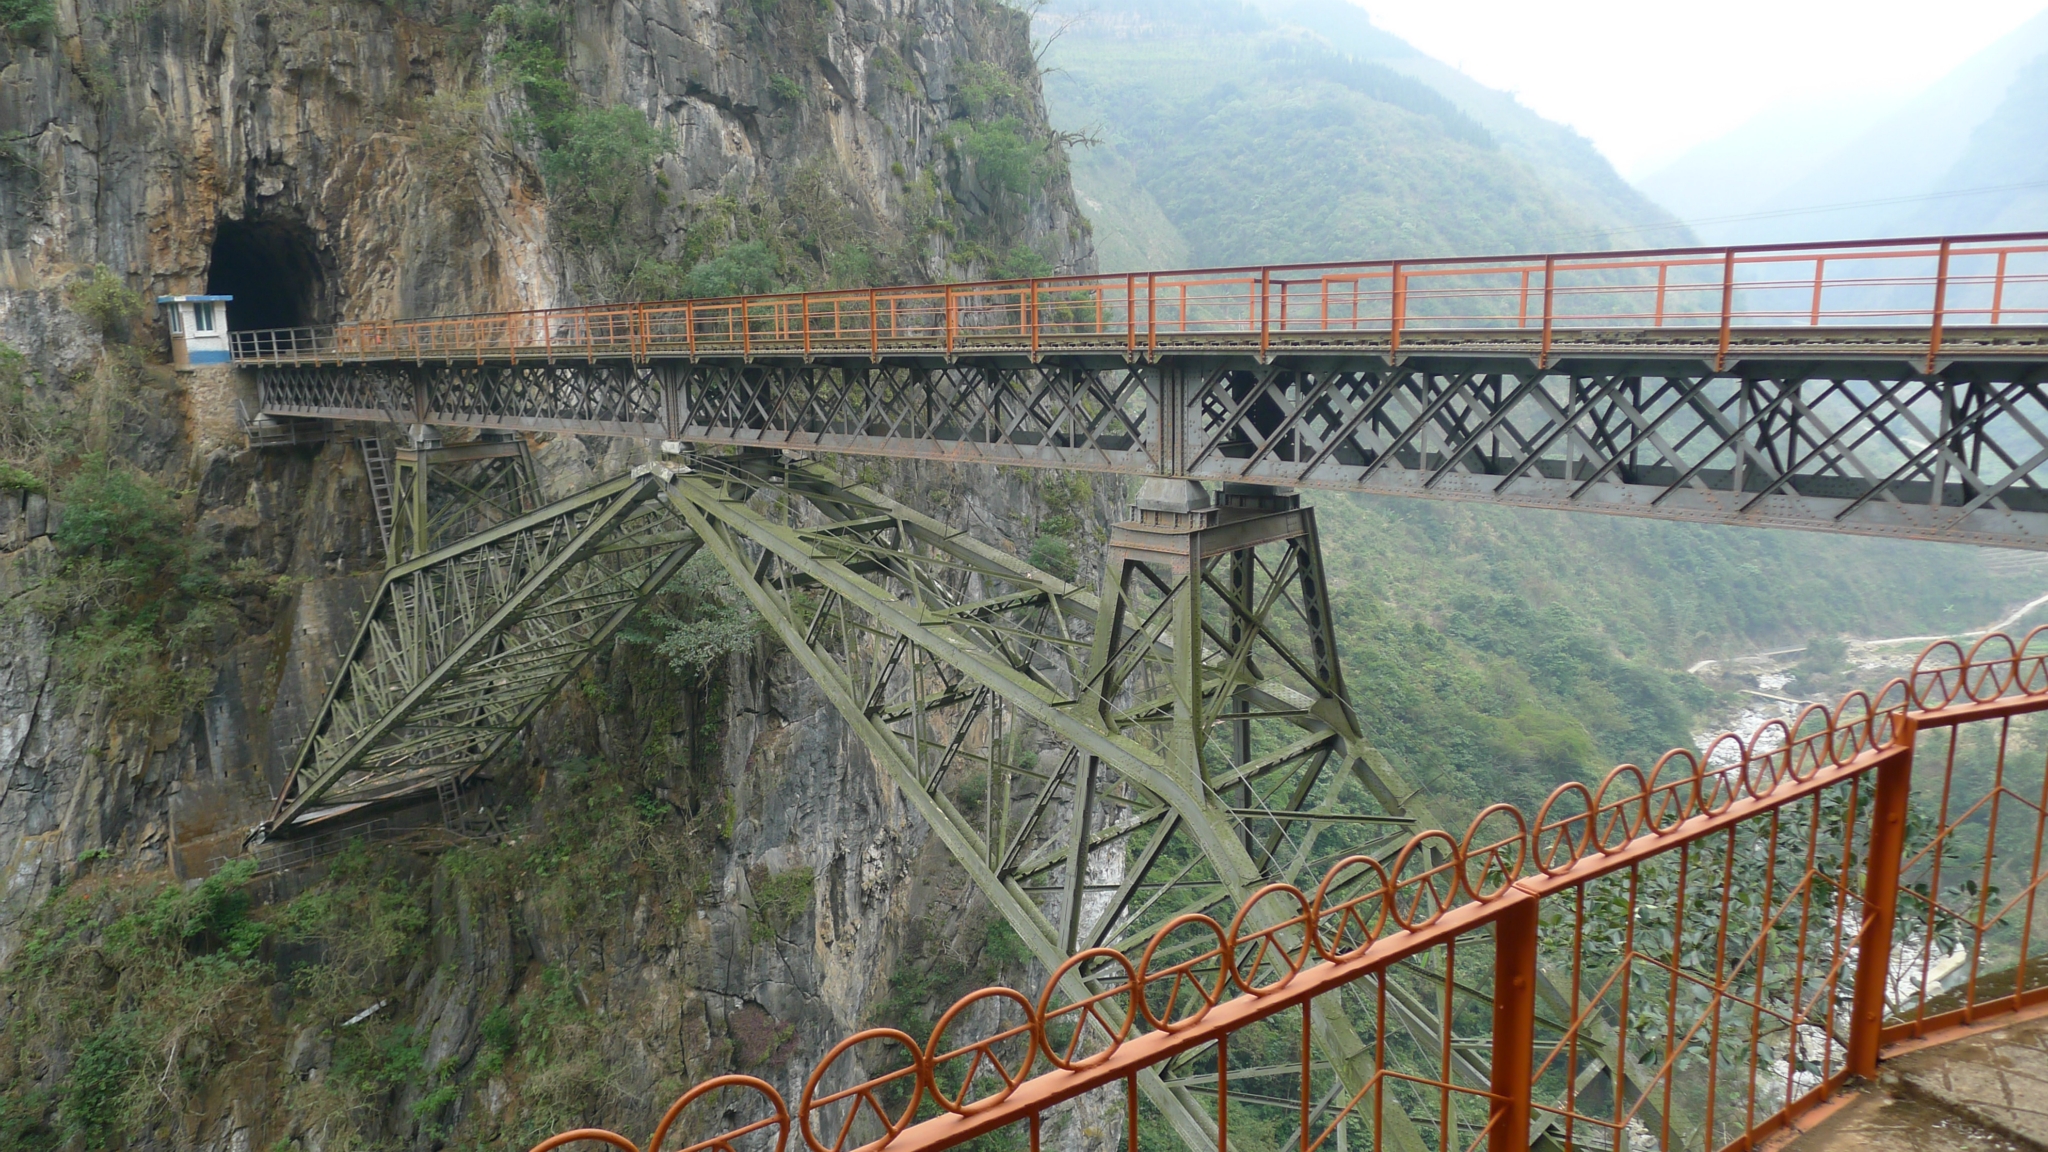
523, 632, 2048, 1152
233, 232, 2048, 372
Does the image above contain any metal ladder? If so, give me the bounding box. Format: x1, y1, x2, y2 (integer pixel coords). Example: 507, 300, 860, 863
435, 774, 463, 833
357, 437, 395, 553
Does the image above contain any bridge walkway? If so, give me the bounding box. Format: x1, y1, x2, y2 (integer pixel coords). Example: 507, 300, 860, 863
1787, 1004, 2048, 1151
233, 231, 2048, 549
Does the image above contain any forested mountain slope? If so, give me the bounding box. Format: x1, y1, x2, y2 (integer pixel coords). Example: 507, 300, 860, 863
1039, 0, 1683, 270
1039, 0, 2044, 810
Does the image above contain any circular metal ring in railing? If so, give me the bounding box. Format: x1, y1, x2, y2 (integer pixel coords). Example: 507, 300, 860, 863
1963, 631, 2019, 703
1036, 948, 1139, 1071
1743, 719, 1793, 799
2019, 626, 2048, 695
1224, 884, 1315, 995
1787, 704, 1833, 782
923, 987, 1039, 1116
648, 1076, 790, 1152
1872, 677, 1912, 746
1830, 690, 1877, 765
1135, 913, 1231, 1032
1911, 638, 1967, 710
1532, 782, 1594, 876
529, 1132, 641, 1152
1591, 763, 1650, 852
1389, 829, 1462, 930
1310, 854, 1392, 961
1644, 750, 1699, 834
1458, 804, 1528, 901
797, 1029, 925, 1152
1696, 733, 1746, 817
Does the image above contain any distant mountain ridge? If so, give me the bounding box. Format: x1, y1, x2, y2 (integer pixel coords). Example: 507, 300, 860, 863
1637, 9, 2048, 244
1038, 0, 1685, 271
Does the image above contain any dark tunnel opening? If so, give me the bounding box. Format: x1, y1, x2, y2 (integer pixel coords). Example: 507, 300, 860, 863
205, 218, 328, 332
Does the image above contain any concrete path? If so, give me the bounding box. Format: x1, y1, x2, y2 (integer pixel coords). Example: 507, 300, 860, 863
1784, 1013, 2048, 1152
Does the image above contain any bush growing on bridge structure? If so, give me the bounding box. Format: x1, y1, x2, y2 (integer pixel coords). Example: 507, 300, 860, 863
644, 554, 763, 682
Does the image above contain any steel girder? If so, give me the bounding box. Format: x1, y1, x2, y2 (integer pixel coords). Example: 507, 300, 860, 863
266, 470, 700, 832
261, 450, 1609, 1148
658, 457, 1429, 945
259, 356, 2048, 548
646, 454, 1473, 1151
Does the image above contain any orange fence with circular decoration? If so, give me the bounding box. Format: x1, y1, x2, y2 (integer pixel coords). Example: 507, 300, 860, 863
518, 632, 2048, 1152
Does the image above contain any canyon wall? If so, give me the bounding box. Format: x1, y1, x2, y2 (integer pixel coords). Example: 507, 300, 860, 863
0, 1, 1100, 1147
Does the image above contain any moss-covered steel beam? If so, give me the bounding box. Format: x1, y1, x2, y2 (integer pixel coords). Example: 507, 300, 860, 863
267, 470, 698, 833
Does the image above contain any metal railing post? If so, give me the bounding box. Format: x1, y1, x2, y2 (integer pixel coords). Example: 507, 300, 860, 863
1029, 278, 1040, 359
1927, 240, 1953, 374
1390, 262, 1406, 358
1489, 894, 1538, 1152
1716, 248, 1736, 373
1993, 249, 2010, 325
1849, 719, 1917, 1077
1146, 273, 1158, 359
1125, 274, 1135, 356
1539, 256, 1556, 370
1259, 268, 1272, 360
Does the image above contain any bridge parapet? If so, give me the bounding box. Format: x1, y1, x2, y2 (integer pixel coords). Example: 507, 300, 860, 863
513, 632, 2048, 1152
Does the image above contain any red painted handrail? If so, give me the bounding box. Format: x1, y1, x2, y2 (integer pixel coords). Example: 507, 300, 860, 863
228, 230, 2048, 366
516, 629, 2048, 1152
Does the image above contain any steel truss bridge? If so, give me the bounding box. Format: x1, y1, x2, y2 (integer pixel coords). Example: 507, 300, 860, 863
244, 233, 2048, 1152
241, 232, 2048, 549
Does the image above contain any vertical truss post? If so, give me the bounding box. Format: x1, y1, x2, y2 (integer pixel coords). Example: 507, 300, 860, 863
387, 426, 542, 566
1092, 477, 1441, 1152
1229, 544, 1254, 854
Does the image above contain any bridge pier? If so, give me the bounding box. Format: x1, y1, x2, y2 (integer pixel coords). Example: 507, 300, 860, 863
385, 426, 540, 564
262, 447, 1672, 1151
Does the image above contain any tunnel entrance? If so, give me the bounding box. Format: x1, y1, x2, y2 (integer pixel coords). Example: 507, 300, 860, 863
205, 218, 328, 331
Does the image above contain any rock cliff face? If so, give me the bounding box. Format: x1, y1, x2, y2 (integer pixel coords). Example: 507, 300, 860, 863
0, 1, 1098, 1147
5, 0, 1091, 314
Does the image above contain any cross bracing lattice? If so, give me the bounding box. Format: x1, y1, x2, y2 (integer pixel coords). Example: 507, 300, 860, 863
260, 360, 2048, 550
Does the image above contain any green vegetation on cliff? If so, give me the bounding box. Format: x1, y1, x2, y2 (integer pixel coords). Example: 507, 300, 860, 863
470, 0, 1074, 301
0, 748, 726, 1151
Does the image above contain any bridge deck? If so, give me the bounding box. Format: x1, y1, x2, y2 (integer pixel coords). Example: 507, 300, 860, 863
240, 232, 2048, 549
238, 324, 2048, 369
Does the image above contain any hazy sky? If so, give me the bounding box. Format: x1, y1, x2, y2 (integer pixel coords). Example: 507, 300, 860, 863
1351, 0, 2048, 177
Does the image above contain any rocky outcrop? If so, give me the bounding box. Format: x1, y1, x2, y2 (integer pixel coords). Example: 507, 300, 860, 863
2, 0, 1093, 317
